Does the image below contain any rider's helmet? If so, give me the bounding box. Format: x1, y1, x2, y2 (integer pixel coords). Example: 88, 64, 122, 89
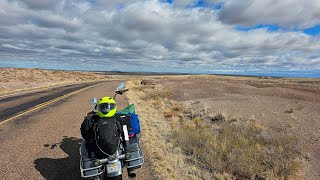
97, 96, 116, 118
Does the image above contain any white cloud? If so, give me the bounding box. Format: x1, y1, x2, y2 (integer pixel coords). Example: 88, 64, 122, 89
218, 0, 320, 29
0, 0, 319, 75
20, 0, 58, 9
171, 0, 320, 29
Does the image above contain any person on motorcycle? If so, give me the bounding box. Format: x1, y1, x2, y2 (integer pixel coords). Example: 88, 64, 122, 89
81, 96, 122, 157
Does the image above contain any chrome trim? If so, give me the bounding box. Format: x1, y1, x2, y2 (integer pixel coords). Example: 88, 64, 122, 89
125, 155, 144, 169
125, 157, 142, 162
126, 162, 143, 169
80, 145, 104, 179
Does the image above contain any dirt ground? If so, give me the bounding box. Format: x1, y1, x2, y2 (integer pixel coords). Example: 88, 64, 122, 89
135, 75, 320, 179
0, 68, 117, 95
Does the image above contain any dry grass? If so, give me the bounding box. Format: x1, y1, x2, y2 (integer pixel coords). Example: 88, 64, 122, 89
0, 68, 108, 83
297, 104, 304, 111
211, 113, 226, 122
150, 98, 163, 107
192, 117, 202, 127
131, 84, 155, 92
163, 101, 190, 119
126, 80, 214, 179
131, 84, 172, 101
285, 108, 294, 113
294, 100, 304, 111
0, 67, 115, 95
173, 117, 302, 179
125, 80, 303, 179
144, 89, 172, 101
132, 83, 173, 105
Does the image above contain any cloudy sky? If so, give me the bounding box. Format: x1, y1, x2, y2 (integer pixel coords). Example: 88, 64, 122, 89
0, 0, 320, 77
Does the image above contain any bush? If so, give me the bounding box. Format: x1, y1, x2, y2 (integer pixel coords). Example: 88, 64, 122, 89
211, 113, 226, 122
285, 108, 293, 113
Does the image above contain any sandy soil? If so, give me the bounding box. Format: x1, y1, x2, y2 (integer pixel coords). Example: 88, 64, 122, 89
0, 68, 116, 95
129, 75, 320, 179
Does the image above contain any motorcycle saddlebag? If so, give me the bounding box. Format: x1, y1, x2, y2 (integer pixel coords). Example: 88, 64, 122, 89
80, 140, 103, 178
125, 135, 144, 170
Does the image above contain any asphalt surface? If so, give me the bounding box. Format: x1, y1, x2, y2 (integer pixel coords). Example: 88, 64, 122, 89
0, 81, 153, 180
0, 82, 99, 122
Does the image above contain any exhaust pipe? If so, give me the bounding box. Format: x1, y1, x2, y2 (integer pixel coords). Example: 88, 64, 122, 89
127, 170, 136, 178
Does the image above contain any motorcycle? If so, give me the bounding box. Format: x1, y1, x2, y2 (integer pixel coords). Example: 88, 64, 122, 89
79, 83, 144, 179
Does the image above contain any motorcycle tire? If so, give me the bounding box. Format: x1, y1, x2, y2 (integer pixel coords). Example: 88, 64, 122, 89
104, 175, 122, 180
81, 177, 101, 180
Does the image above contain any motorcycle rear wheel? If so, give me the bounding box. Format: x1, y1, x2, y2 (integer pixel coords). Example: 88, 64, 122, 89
104, 175, 122, 180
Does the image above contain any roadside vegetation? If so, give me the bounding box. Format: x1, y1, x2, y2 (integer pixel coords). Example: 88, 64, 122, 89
173, 118, 302, 179
126, 79, 303, 179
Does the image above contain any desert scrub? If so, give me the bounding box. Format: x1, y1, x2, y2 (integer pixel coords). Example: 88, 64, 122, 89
131, 84, 155, 92
172, 117, 302, 179
125, 80, 302, 179
132, 83, 172, 101
145, 88, 172, 101
126, 80, 215, 179
285, 108, 294, 113
163, 101, 190, 119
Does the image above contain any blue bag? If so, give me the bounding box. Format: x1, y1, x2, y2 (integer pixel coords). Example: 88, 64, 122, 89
130, 114, 141, 134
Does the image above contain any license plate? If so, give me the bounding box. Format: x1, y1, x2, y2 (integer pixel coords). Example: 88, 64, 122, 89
106, 161, 121, 174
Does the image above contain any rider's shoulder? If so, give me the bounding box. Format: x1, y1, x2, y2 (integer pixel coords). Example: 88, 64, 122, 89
91, 114, 100, 121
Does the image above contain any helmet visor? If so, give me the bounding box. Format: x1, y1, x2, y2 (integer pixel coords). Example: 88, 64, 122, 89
98, 103, 116, 115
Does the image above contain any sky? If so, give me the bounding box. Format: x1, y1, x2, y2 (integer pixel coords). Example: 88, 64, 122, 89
0, 0, 320, 77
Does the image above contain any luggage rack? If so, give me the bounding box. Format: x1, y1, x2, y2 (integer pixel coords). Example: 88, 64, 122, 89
125, 135, 144, 169
80, 156, 103, 178
125, 156, 144, 169
79, 141, 103, 178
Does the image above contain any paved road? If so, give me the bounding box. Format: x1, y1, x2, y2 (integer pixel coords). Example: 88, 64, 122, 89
0, 81, 153, 180
0, 82, 99, 123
